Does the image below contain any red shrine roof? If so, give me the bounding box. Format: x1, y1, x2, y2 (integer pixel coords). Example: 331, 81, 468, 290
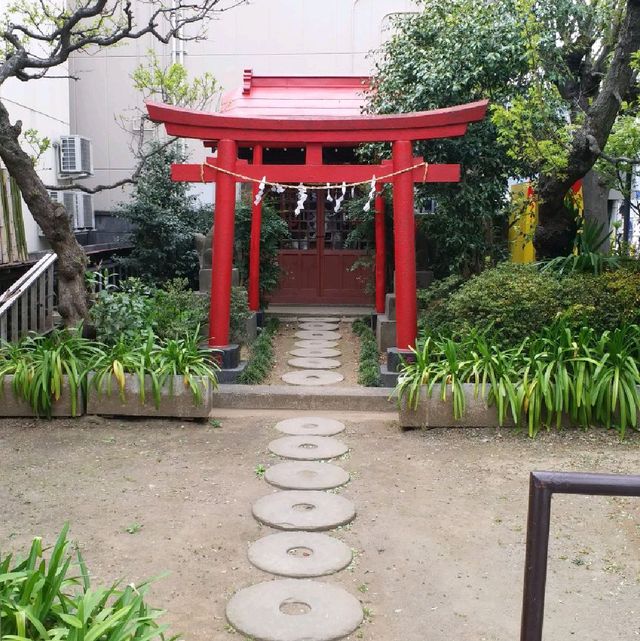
220, 70, 369, 118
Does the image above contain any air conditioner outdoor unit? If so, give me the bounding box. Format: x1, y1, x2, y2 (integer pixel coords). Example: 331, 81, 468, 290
57, 135, 93, 177
44, 190, 95, 234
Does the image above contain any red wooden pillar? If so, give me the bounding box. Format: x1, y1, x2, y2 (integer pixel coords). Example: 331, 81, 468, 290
209, 138, 238, 347
374, 190, 386, 314
248, 144, 263, 312
392, 140, 417, 350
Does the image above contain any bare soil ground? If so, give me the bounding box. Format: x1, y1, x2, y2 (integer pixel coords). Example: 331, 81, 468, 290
1, 415, 639, 641
265, 320, 361, 386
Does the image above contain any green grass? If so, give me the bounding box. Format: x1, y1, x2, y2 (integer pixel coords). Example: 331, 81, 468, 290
352, 318, 381, 387
238, 319, 280, 384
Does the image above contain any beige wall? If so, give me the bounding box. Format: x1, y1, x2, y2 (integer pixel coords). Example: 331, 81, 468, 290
69, 0, 418, 210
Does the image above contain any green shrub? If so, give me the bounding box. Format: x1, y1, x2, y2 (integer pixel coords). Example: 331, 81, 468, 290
90, 278, 154, 344
427, 263, 562, 345
150, 278, 207, 340
0, 524, 173, 641
352, 318, 381, 387
230, 286, 251, 345
234, 196, 290, 304
239, 319, 280, 384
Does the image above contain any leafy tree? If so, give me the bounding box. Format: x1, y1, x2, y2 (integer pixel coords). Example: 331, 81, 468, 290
370, 0, 640, 262
116, 144, 210, 285
0, 1, 236, 326
368, 0, 527, 275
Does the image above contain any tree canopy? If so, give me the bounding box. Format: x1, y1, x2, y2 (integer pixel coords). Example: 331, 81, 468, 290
369, 0, 640, 265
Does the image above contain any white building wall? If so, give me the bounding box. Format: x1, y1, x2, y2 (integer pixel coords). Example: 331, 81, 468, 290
0, 0, 71, 254
69, 0, 418, 210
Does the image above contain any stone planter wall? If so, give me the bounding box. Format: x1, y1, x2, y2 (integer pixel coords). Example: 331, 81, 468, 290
398, 383, 640, 429
398, 384, 515, 428
87, 374, 212, 418
0, 376, 82, 417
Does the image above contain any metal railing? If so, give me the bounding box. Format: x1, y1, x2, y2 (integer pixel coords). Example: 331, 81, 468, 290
521, 471, 640, 641
0, 252, 57, 341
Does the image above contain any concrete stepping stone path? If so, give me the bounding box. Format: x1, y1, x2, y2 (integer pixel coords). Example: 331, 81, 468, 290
226, 579, 363, 641
281, 370, 344, 386
274, 416, 345, 436
289, 348, 341, 358
293, 340, 339, 349
268, 434, 348, 460
225, 386, 362, 641
298, 322, 340, 331
247, 532, 353, 577
295, 330, 341, 340
303, 317, 344, 323
287, 357, 341, 370
252, 490, 356, 530
265, 461, 349, 490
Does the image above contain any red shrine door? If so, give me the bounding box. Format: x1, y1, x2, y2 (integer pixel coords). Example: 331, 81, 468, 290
269, 189, 374, 305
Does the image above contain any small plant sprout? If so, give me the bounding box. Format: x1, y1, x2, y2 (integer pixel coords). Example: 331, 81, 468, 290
357, 583, 369, 593
254, 464, 266, 479
126, 522, 143, 534
209, 418, 222, 429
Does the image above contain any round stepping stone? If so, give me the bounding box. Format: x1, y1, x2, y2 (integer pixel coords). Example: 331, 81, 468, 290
303, 317, 342, 323
287, 357, 341, 370
298, 322, 339, 331
294, 340, 339, 349
226, 579, 362, 641
252, 490, 356, 530
295, 330, 341, 340
274, 417, 345, 436
268, 435, 348, 460
289, 348, 341, 358
281, 370, 343, 386
247, 532, 352, 577
265, 461, 349, 490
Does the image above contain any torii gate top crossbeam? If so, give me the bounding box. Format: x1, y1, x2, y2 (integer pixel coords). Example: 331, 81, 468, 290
146, 100, 489, 145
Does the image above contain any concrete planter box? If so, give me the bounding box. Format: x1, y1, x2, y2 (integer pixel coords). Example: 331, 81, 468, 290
398, 383, 514, 428
0, 375, 82, 417
87, 373, 212, 418
398, 384, 640, 429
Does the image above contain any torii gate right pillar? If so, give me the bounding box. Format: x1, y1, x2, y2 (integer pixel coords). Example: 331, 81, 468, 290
392, 140, 418, 351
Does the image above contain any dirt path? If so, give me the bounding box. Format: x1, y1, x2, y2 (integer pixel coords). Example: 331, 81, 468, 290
1, 416, 638, 641
265, 320, 361, 386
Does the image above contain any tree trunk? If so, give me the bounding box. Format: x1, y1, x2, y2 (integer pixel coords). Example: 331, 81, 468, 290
534, 0, 640, 258
0, 99, 88, 326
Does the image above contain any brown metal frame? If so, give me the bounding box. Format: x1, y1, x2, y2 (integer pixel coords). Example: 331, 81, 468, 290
521, 471, 640, 641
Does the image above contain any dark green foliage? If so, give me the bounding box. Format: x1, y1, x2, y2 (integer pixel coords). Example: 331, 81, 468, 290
0, 524, 175, 641
238, 319, 280, 384
352, 318, 381, 387
425, 262, 640, 345
91, 277, 206, 344
116, 144, 211, 286
149, 278, 208, 340
230, 286, 251, 345
234, 195, 290, 303
427, 264, 563, 345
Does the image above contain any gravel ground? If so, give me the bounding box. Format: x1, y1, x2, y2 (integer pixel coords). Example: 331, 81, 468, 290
0, 415, 638, 641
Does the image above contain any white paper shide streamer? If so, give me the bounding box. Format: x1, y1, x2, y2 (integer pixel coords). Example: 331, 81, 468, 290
253, 176, 267, 206
294, 183, 308, 216
363, 175, 376, 212
333, 182, 347, 213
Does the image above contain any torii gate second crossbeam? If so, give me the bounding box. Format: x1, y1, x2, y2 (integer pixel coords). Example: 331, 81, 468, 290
147, 100, 488, 360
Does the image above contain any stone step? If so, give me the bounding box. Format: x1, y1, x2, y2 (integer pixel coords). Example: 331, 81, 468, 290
211, 384, 395, 412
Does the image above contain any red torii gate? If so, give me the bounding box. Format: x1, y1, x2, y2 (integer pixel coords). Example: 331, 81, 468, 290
147, 100, 488, 357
